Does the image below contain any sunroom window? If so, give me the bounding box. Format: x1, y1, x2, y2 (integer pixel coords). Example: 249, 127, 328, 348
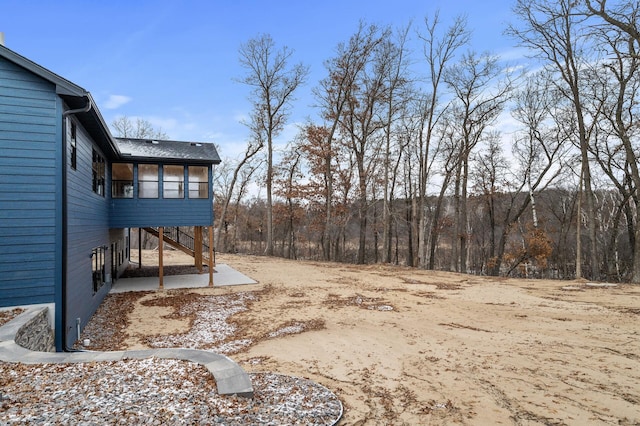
188, 166, 208, 199
111, 163, 133, 198
163, 165, 184, 198
138, 164, 158, 198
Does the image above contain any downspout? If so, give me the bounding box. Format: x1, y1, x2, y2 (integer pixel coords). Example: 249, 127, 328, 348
63, 96, 92, 117
61, 95, 92, 351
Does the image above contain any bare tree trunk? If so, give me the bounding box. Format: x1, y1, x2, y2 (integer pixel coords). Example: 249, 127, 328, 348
411, 197, 419, 267
428, 170, 454, 270
418, 203, 429, 268
382, 141, 392, 263
451, 164, 462, 272
374, 203, 379, 263
576, 168, 583, 279
578, 125, 599, 279
266, 134, 274, 256
459, 156, 469, 273
324, 149, 333, 261
357, 167, 368, 264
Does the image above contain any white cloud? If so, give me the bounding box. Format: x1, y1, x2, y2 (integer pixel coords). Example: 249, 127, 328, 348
497, 47, 531, 62
104, 94, 132, 109
503, 64, 526, 75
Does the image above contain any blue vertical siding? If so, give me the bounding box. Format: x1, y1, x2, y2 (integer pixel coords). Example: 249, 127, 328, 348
64, 116, 111, 345
110, 198, 213, 227
0, 56, 59, 307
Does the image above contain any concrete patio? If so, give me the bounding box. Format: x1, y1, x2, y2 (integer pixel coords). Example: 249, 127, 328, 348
110, 263, 258, 293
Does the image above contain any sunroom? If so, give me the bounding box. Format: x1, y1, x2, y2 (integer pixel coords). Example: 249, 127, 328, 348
109, 138, 221, 287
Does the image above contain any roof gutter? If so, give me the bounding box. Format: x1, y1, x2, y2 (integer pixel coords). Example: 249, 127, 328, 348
62, 95, 92, 116
61, 95, 92, 352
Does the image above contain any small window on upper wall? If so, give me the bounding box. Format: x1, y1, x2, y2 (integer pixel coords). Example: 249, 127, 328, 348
92, 148, 105, 197
188, 166, 208, 198
163, 165, 184, 198
70, 122, 77, 170
112, 163, 134, 198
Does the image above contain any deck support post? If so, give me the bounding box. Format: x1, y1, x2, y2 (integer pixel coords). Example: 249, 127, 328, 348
194, 226, 203, 273
138, 228, 142, 269
208, 225, 214, 287
158, 226, 164, 289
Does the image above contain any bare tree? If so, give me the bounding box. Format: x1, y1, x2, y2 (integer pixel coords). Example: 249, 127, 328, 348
337, 24, 393, 264
588, 14, 640, 282
427, 114, 482, 271
111, 116, 168, 139
398, 95, 433, 266
488, 73, 567, 276
584, 0, 640, 48
470, 132, 509, 273
417, 12, 470, 269
380, 24, 413, 264
443, 50, 514, 272
509, 0, 601, 280
238, 34, 309, 256
314, 22, 384, 261
214, 138, 263, 253
273, 141, 304, 259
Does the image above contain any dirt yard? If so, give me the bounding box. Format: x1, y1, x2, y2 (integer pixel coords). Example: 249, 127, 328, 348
103, 250, 640, 425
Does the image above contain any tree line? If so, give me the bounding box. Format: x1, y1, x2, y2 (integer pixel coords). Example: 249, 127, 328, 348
117, 1, 640, 283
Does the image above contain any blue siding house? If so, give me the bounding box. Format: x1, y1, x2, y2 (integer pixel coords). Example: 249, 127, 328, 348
0, 45, 220, 351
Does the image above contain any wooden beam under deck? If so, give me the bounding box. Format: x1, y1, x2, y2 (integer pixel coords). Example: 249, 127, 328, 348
208, 226, 214, 287
158, 226, 164, 289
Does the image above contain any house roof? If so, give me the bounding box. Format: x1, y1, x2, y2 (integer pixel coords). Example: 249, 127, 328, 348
0, 44, 118, 157
115, 138, 221, 164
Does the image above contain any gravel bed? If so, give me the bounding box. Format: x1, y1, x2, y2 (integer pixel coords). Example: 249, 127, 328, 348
0, 358, 342, 425
145, 292, 257, 354
2, 289, 343, 425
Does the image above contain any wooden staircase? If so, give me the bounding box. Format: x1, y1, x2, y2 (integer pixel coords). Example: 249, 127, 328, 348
143, 226, 215, 267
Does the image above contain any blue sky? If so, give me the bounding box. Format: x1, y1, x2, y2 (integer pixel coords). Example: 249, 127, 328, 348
1, 0, 522, 160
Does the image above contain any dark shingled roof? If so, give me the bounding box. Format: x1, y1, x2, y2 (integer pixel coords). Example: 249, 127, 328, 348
115, 138, 221, 164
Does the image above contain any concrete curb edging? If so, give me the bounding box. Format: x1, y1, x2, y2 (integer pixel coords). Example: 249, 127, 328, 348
0, 308, 253, 398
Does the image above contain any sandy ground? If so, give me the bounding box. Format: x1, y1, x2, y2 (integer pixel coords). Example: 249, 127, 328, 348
113, 250, 640, 425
